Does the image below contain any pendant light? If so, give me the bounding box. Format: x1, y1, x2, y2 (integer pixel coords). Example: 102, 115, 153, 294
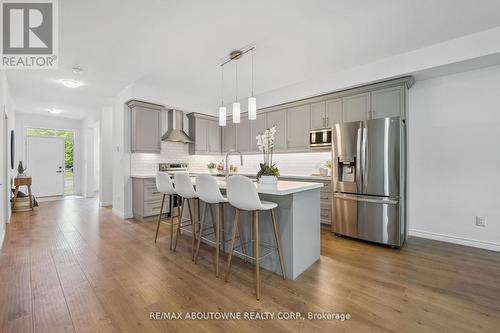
248, 49, 256, 120
219, 66, 226, 126
232, 59, 240, 123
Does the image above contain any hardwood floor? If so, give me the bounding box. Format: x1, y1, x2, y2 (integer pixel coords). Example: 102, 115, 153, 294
1, 198, 499, 332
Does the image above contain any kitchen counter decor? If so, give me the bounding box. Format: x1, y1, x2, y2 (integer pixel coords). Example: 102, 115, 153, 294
256, 125, 280, 185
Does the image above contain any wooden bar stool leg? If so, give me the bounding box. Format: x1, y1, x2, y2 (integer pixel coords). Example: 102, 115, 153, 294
168, 195, 174, 251
219, 203, 225, 253
224, 208, 240, 282
236, 214, 248, 262
173, 197, 186, 252
214, 204, 220, 277
253, 211, 260, 300
154, 194, 166, 243
194, 202, 208, 263
271, 209, 286, 280
186, 198, 196, 261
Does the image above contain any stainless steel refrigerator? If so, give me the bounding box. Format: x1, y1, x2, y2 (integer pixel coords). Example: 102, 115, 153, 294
332, 117, 406, 247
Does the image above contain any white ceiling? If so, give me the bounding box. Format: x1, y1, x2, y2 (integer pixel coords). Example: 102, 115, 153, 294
6, 0, 500, 119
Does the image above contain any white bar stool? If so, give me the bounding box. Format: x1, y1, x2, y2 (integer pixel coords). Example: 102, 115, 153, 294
173, 173, 200, 260
224, 175, 286, 300
155, 172, 180, 250
193, 174, 228, 277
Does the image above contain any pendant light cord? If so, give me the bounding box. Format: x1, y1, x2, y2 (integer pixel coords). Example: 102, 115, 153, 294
221, 66, 224, 106
235, 60, 238, 101
251, 49, 254, 97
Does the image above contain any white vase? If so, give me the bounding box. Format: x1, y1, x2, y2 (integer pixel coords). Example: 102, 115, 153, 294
258, 175, 278, 185
208, 168, 216, 174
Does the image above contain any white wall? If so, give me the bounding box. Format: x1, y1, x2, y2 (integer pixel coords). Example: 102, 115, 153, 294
81, 110, 100, 198
408, 65, 500, 251
100, 106, 113, 206
0, 70, 14, 247
14, 113, 84, 196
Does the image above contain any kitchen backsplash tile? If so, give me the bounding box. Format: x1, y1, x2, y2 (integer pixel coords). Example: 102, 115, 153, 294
131, 141, 332, 176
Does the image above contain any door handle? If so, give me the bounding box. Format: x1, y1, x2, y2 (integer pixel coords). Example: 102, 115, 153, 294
56, 170, 63, 173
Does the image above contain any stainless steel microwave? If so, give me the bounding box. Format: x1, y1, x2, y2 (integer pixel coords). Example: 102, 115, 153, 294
310, 128, 332, 148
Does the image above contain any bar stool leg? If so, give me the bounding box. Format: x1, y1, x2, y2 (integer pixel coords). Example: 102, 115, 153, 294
271, 209, 286, 280
237, 215, 248, 262
173, 197, 185, 252
194, 202, 208, 263
209, 204, 220, 277
253, 211, 260, 300
186, 198, 196, 261
224, 208, 240, 282
168, 195, 174, 251
155, 194, 166, 243
219, 203, 225, 253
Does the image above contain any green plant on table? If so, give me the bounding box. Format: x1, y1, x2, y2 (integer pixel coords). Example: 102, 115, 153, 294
207, 162, 216, 169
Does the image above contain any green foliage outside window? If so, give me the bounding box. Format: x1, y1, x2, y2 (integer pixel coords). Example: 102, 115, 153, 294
26, 128, 74, 169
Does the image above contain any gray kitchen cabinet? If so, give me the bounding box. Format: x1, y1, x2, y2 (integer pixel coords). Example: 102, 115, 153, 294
342, 92, 371, 122
310, 101, 326, 130
187, 113, 221, 155
195, 118, 209, 153
325, 98, 342, 127
250, 113, 267, 152
266, 109, 287, 151
222, 120, 236, 152
286, 104, 310, 150
235, 116, 251, 152
312, 99, 342, 129
370, 86, 404, 119
208, 120, 221, 153
128, 100, 162, 153
132, 177, 167, 221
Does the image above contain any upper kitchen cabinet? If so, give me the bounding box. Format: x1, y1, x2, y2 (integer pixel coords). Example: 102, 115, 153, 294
342, 92, 371, 123
310, 101, 326, 130
311, 99, 342, 129
128, 100, 162, 153
286, 104, 310, 150
370, 86, 404, 119
235, 116, 251, 152
250, 113, 267, 152
187, 113, 221, 155
222, 120, 236, 152
207, 120, 221, 153
266, 109, 287, 151
325, 98, 342, 127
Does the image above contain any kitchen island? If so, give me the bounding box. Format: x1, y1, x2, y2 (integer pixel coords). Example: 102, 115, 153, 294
191, 178, 323, 280
131, 174, 323, 280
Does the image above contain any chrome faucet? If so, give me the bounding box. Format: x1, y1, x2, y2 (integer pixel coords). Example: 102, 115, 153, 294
225, 149, 243, 180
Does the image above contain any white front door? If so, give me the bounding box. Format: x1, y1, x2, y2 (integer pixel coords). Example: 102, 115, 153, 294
26, 136, 65, 197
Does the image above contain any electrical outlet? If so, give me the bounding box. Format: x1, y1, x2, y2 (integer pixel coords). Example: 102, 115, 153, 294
476, 216, 487, 227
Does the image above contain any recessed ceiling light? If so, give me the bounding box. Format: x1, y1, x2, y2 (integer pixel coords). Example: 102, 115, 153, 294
59, 79, 83, 88
48, 108, 63, 114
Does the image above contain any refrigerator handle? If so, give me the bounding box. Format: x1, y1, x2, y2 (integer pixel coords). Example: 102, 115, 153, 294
361, 121, 368, 193
356, 123, 363, 189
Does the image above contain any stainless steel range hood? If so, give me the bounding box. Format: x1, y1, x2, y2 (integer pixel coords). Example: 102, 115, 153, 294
161, 109, 193, 143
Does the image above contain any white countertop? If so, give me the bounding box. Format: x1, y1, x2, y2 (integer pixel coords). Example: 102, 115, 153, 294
131, 172, 331, 182
131, 174, 323, 195
196, 178, 324, 196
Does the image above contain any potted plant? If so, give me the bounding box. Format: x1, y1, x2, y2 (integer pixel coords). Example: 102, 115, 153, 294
216, 161, 224, 174
256, 125, 280, 184
207, 162, 217, 174
325, 160, 332, 176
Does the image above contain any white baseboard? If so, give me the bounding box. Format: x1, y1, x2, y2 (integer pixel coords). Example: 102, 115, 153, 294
409, 229, 500, 252
111, 208, 133, 219
100, 201, 112, 207
111, 208, 125, 218
0, 228, 5, 249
